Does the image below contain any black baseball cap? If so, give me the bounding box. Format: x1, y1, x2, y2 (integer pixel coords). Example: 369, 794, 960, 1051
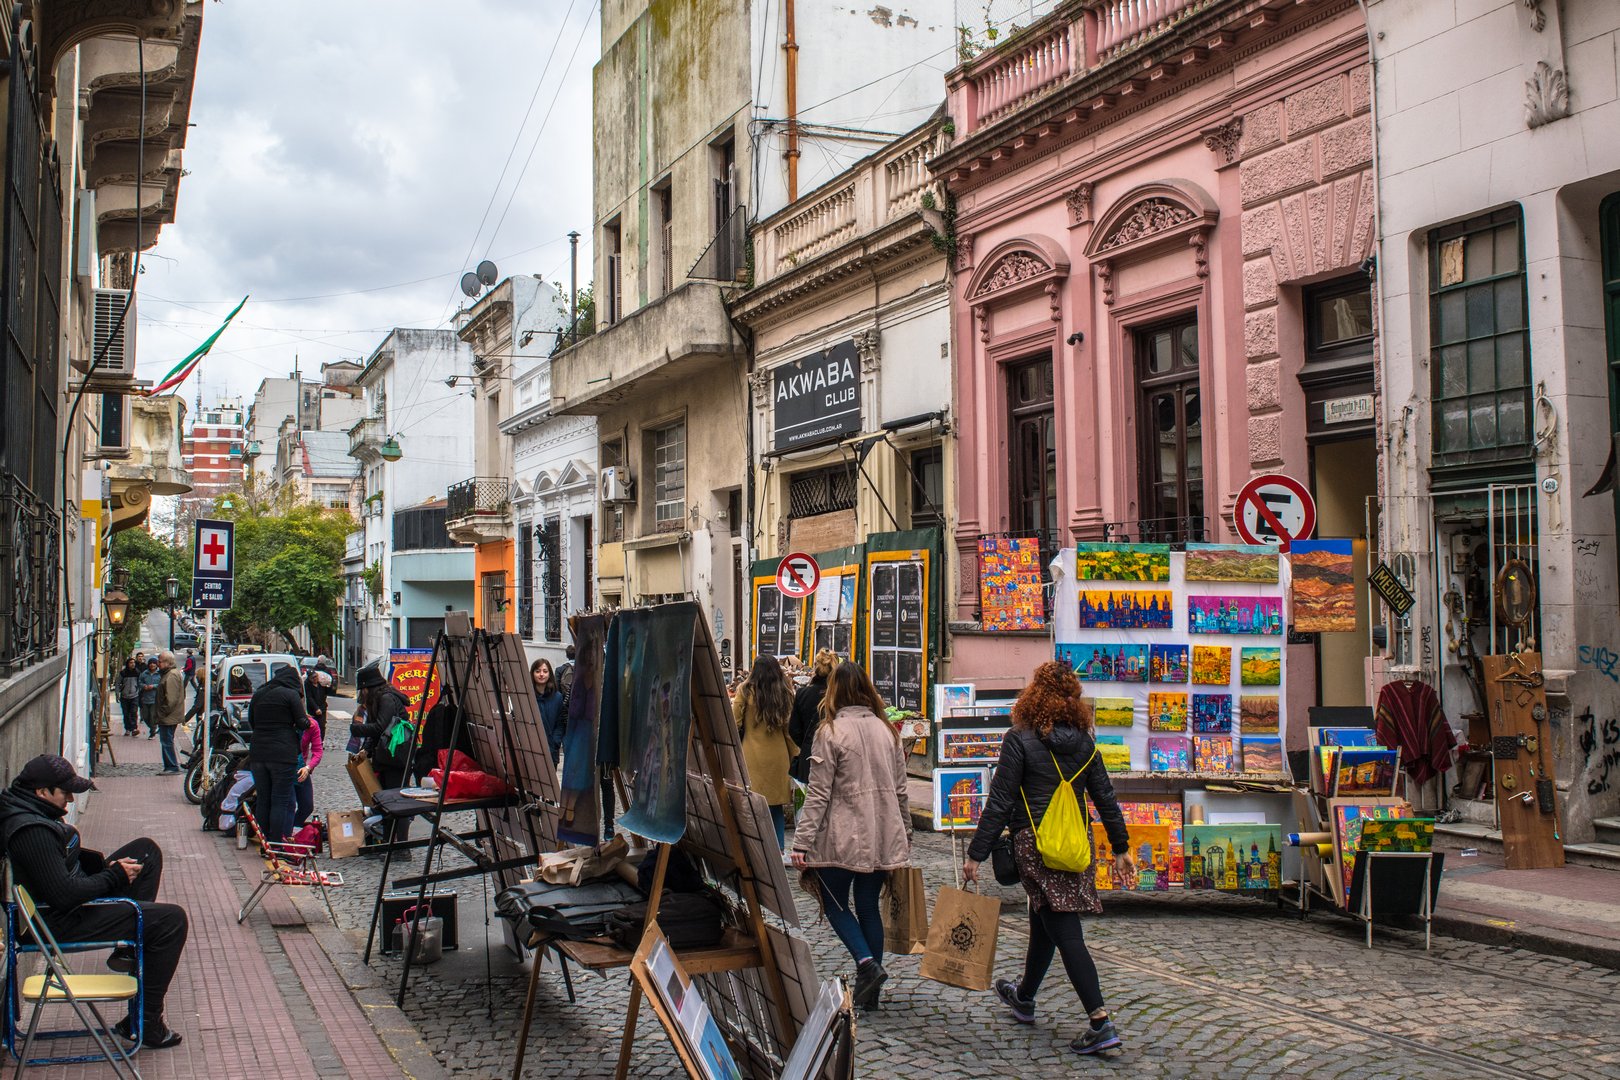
16, 755, 96, 793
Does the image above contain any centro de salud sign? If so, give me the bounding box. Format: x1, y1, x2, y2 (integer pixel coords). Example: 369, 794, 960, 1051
772, 340, 861, 452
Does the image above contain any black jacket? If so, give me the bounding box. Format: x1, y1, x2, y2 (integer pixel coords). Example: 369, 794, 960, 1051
304, 667, 331, 723
966, 724, 1130, 863
0, 786, 124, 913
787, 677, 827, 784
247, 665, 311, 766
353, 687, 413, 779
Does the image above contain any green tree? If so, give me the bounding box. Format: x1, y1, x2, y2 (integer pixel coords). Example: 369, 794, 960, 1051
213, 498, 353, 650
107, 528, 190, 658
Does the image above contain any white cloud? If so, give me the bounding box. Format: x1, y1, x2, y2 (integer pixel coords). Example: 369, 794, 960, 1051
134, 0, 598, 401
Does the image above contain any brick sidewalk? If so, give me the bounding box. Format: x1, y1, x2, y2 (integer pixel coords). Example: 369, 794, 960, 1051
13, 729, 442, 1079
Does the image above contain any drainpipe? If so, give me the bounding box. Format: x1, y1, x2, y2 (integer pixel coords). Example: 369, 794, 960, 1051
784, 0, 800, 201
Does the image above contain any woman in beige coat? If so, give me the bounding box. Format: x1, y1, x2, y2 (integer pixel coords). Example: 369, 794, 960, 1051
789, 661, 909, 1011
732, 654, 798, 849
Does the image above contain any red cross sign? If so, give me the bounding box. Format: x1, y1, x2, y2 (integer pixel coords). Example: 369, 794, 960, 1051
199, 529, 229, 569
192, 518, 236, 610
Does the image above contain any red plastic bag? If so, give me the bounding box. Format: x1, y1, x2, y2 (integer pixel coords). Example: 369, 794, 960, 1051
287, 823, 322, 852
437, 749, 480, 774
426, 767, 514, 799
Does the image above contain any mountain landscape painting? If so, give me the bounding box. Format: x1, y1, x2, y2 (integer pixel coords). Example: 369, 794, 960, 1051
1290, 540, 1356, 632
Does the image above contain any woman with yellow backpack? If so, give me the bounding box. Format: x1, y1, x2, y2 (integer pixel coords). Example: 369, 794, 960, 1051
962, 660, 1137, 1056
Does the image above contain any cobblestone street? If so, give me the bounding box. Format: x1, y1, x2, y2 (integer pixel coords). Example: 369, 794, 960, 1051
291, 700, 1620, 1079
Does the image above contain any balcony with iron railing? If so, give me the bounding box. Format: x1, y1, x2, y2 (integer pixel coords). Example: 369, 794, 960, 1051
445, 476, 512, 545
348, 415, 385, 461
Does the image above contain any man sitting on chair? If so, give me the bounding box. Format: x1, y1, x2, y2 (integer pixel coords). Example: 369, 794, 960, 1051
0, 755, 188, 1049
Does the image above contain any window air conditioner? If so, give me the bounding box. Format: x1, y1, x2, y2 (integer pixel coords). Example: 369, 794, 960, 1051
91, 288, 137, 377
600, 466, 634, 503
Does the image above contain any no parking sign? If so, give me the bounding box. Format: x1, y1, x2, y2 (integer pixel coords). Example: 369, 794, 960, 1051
1234, 473, 1315, 553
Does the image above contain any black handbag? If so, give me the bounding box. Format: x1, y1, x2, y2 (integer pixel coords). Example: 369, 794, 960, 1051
989, 832, 1021, 886
605, 891, 727, 951
493, 879, 644, 940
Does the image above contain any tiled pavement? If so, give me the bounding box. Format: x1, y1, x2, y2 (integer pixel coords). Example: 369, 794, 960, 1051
38, 701, 1620, 1079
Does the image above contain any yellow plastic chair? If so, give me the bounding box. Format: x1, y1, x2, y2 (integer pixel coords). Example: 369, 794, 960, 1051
11, 886, 140, 1080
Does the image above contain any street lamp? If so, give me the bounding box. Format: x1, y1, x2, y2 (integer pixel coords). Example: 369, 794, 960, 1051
102, 589, 131, 631
165, 575, 179, 649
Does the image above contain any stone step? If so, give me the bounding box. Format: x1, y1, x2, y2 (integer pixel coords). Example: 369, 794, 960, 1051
1447, 796, 1498, 827
1594, 816, 1620, 846
1435, 821, 1620, 870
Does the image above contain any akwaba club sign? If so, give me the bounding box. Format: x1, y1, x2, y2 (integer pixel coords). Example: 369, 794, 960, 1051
773, 339, 861, 452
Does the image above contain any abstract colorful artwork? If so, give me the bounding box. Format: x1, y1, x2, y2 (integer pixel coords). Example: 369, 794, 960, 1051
1290, 539, 1356, 633
1073, 543, 1171, 583
1239, 647, 1281, 686
1148, 736, 1190, 772
1093, 697, 1136, 727
1184, 824, 1283, 890
1188, 595, 1284, 635
1150, 644, 1189, 683
1316, 726, 1382, 747
1239, 694, 1280, 734
979, 536, 1046, 631
1185, 544, 1281, 583
933, 767, 990, 831
1147, 692, 1188, 732
558, 613, 608, 845
1335, 747, 1400, 797
1194, 735, 1235, 774
938, 728, 1005, 765
1058, 642, 1148, 682
615, 606, 697, 844
1240, 736, 1284, 774
1075, 590, 1175, 630
1116, 800, 1185, 883
1091, 821, 1172, 891
1191, 645, 1232, 685
1333, 802, 1409, 898
1356, 817, 1435, 854
1191, 693, 1232, 733
1096, 735, 1132, 773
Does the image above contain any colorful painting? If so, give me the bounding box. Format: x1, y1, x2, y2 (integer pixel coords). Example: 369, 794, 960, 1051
1184, 824, 1283, 890
1185, 543, 1281, 583
557, 613, 607, 845
979, 536, 1046, 631
1356, 817, 1435, 854
1148, 736, 1190, 772
1058, 642, 1148, 682
1096, 735, 1132, 773
1194, 735, 1235, 774
1191, 694, 1232, 733
935, 683, 976, 720
1240, 736, 1284, 774
615, 606, 697, 845
1075, 590, 1175, 630
1333, 802, 1409, 898
1073, 543, 1171, 583
1316, 727, 1382, 747
938, 728, 1005, 765
1191, 645, 1232, 685
1188, 595, 1284, 636
1092, 821, 1172, 891
1147, 692, 1188, 732
1093, 697, 1136, 727
1313, 746, 1341, 794
1239, 694, 1280, 734
933, 767, 990, 831
1239, 647, 1281, 686
1335, 747, 1400, 796
1291, 539, 1357, 633
1150, 644, 1189, 683
1115, 800, 1185, 883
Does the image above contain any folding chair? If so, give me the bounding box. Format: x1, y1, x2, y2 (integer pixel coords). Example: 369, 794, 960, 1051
10, 886, 140, 1079
4, 894, 144, 1065
237, 803, 343, 926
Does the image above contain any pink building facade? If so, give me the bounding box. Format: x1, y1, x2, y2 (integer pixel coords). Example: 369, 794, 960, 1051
937, 0, 1376, 739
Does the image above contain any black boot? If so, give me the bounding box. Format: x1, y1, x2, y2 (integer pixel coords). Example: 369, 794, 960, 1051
852, 958, 888, 1010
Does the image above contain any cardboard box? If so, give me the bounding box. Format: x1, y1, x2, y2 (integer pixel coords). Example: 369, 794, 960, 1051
346, 753, 381, 805
328, 809, 367, 859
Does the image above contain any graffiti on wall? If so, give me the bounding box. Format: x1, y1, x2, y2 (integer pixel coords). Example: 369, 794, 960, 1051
1578, 706, 1620, 795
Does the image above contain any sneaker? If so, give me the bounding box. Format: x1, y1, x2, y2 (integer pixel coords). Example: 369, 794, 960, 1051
852, 959, 888, 1010
1070, 1019, 1122, 1055
113, 1017, 183, 1049
994, 977, 1035, 1024
106, 948, 137, 975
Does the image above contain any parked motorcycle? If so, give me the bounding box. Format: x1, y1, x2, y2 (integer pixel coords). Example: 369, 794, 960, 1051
183, 702, 250, 804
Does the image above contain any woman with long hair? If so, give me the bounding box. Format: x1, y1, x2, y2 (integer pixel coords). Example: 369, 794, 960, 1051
963, 660, 1136, 1055
531, 658, 566, 764
789, 661, 909, 1011
733, 654, 798, 849
788, 649, 838, 785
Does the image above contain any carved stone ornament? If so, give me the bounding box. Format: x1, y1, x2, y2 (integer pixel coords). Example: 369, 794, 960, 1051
954, 231, 976, 272
1201, 117, 1243, 165
748, 371, 770, 406
1064, 183, 1094, 227
971, 252, 1052, 298
1095, 259, 1115, 307
1524, 60, 1569, 128
1522, 0, 1546, 32
853, 328, 880, 373
1189, 228, 1209, 278
1098, 199, 1198, 251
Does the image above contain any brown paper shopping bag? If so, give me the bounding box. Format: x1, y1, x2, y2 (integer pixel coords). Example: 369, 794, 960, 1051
882, 867, 929, 956
327, 809, 367, 859
346, 753, 381, 806
918, 884, 1001, 991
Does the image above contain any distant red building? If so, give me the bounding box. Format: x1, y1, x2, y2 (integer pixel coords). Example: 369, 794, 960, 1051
180, 398, 245, 512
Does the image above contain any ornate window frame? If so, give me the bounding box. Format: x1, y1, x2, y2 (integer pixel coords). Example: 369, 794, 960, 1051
1084, 180, 1219, 306
964, 236, 1070, 344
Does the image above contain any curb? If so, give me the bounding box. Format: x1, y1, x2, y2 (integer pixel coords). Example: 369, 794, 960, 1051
1429, 909, 1620, 972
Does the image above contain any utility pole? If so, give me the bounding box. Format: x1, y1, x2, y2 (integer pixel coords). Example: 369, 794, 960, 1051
567, 231, 580, 343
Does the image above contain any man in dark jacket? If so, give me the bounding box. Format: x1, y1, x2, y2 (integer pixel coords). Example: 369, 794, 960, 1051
0, 756, 188, 1049
787, 671, 829, 785
304, 658, 332, 736
246, 665, 310, 844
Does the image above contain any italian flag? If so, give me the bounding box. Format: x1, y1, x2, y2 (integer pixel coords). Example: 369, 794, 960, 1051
143, 296, 248, 396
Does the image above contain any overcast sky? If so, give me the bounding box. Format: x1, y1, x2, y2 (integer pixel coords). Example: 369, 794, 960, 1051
134, 1, 598, 406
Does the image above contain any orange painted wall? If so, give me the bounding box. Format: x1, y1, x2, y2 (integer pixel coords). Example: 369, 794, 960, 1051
476, 539, 515, 633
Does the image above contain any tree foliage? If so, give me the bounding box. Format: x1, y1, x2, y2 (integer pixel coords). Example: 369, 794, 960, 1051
107, 528, 190, 658
213, 499, 353, 648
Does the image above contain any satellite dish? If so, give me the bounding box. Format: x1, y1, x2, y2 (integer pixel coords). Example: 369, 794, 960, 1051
460, 272, 482, 298
476, 260, 498, 286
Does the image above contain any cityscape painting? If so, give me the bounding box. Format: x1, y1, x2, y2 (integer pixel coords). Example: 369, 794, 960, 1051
1058, 642, 1148, 682
1191, 645, 1232, 684
1191, 693, 1232, 733
1075, 589, 1175, 630
1148, 692, 1188, 731
1184, 824, 1283, 891
1187, 595, 1284, 635
1150, 644, 1189, 683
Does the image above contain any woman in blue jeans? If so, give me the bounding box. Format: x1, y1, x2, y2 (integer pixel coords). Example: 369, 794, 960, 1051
790, 662, 911, 1011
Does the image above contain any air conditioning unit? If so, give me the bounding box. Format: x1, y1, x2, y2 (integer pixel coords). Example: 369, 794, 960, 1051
600, 466, 634, 503
91, 288, 137, 377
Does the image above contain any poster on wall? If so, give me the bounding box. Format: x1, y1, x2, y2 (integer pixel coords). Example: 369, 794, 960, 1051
1049, 545, 1288, 776
865, 538, 931, 716
388, 649, 442, 716
978, 536, 1045, 631
751, 564, 803, 661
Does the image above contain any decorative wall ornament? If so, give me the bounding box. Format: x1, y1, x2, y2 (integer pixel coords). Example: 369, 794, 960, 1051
1095, 259, 1115, 307
1201, 117, 1243, 165
1065, 183, 1094, 227
1522, 0, 1546, 32
1190, 229, 1210, 278
1044, 281, 1062, 322
955, 231, 976, 272
748, 371, 770, 407
853, 328, 880, 373
1524, 60, 1569, 128
970, 251, 1052, 297
976, 307, 991, 344
1098, 199, 1198, 251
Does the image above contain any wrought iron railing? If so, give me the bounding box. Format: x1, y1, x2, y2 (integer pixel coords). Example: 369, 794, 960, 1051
1099, 515, 1210, 547
446, 477, 511, 522
0, 474, 61, 674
